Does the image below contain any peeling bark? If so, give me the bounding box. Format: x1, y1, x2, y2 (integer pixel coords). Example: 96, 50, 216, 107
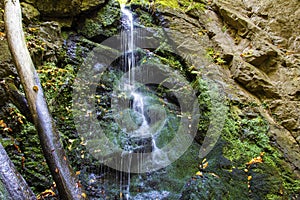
4, 0, 86, 199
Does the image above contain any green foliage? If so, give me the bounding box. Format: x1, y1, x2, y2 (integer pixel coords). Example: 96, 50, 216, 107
134, 8, 155, 27
37, 61, 92, 170
178, 0, 206, 13
206, 48, 226, 65
193, 78, 211, 137
0, 106, 52, 193
156, 0, 180, 8
37, 62, 75, 105
131, 0, 206, 12
131, 0, 179, 9
221, 109, 299, 198
24, 27, 46, 53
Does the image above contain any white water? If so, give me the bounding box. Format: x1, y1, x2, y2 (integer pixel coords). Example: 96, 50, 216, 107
121, 5, 135, 86
120, 5, 167, 199
120, 5, 137, 199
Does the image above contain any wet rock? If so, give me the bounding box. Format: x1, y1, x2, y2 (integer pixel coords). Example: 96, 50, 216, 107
80, 0, 106, 12
213, 1, 260, 38
134, 190, 170, 200
35, 0, 81, 17
25, 21, 62, 65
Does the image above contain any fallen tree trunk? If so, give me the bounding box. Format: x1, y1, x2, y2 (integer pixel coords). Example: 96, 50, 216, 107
0, 143, 36, 200
4, 0, 86, 199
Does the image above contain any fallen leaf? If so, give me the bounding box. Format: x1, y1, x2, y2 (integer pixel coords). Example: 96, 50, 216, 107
202, 161, 208, 169
81, 193, 87, 198
248, 176, 252, 181
196, 171, 203, 176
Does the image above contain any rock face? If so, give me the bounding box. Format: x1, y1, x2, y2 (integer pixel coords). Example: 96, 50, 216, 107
211, 0, 300, 172
158, 0, 300, 174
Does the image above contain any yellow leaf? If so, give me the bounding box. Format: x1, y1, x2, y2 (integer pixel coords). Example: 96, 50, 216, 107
0, 120, 7, 128
28, 27, 38, 32
37, 189, 55, 199
248, 176, 252, 181
202, 161, 208, 169
81, 193, 87, 198
3, 127, 12, 132
196, 171, 203, 176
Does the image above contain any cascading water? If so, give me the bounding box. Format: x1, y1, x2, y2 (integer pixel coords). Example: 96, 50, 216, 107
119, 5, 171, 199
120, 5, 148, 199
121, 5, 135, 87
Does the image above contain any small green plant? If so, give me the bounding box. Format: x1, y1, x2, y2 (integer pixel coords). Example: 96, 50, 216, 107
24, 27, 46, 52
206, 48, 226, 65
221, 25, 227, 33
37, 62, 75, 104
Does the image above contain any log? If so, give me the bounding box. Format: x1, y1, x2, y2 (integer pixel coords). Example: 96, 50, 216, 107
4, 0, 86, 199
0, 143, 36, 200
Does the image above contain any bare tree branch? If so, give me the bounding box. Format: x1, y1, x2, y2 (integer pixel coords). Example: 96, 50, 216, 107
4, 0, 86, 199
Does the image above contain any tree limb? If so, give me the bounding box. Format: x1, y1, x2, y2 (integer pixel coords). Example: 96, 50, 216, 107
4, 0, 86, 199
0, 143, 36, 200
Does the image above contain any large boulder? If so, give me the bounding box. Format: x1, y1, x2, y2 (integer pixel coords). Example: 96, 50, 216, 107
22, 0, 107, 18
76, 0, 120, 41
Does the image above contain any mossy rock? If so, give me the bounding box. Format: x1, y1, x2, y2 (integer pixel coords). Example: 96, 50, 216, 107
34, 0, 106, 18
77, 0, 121, 41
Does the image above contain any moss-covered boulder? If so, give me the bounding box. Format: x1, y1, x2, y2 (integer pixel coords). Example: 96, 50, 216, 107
28, 0, 106, 18
76, 0, 121, 41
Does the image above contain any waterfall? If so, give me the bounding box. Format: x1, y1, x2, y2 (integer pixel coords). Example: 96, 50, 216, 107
119, 5, 170, 199
121, 5, 135, 87
120, 5, 142, 199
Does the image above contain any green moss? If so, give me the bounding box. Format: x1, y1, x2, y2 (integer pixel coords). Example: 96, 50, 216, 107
0, 105, 52, 193
220, 109, 300, 198
130, 0, 179, 9
156, 0, 179, 8
134, 8, 155, 27
78, 0, 120, 39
